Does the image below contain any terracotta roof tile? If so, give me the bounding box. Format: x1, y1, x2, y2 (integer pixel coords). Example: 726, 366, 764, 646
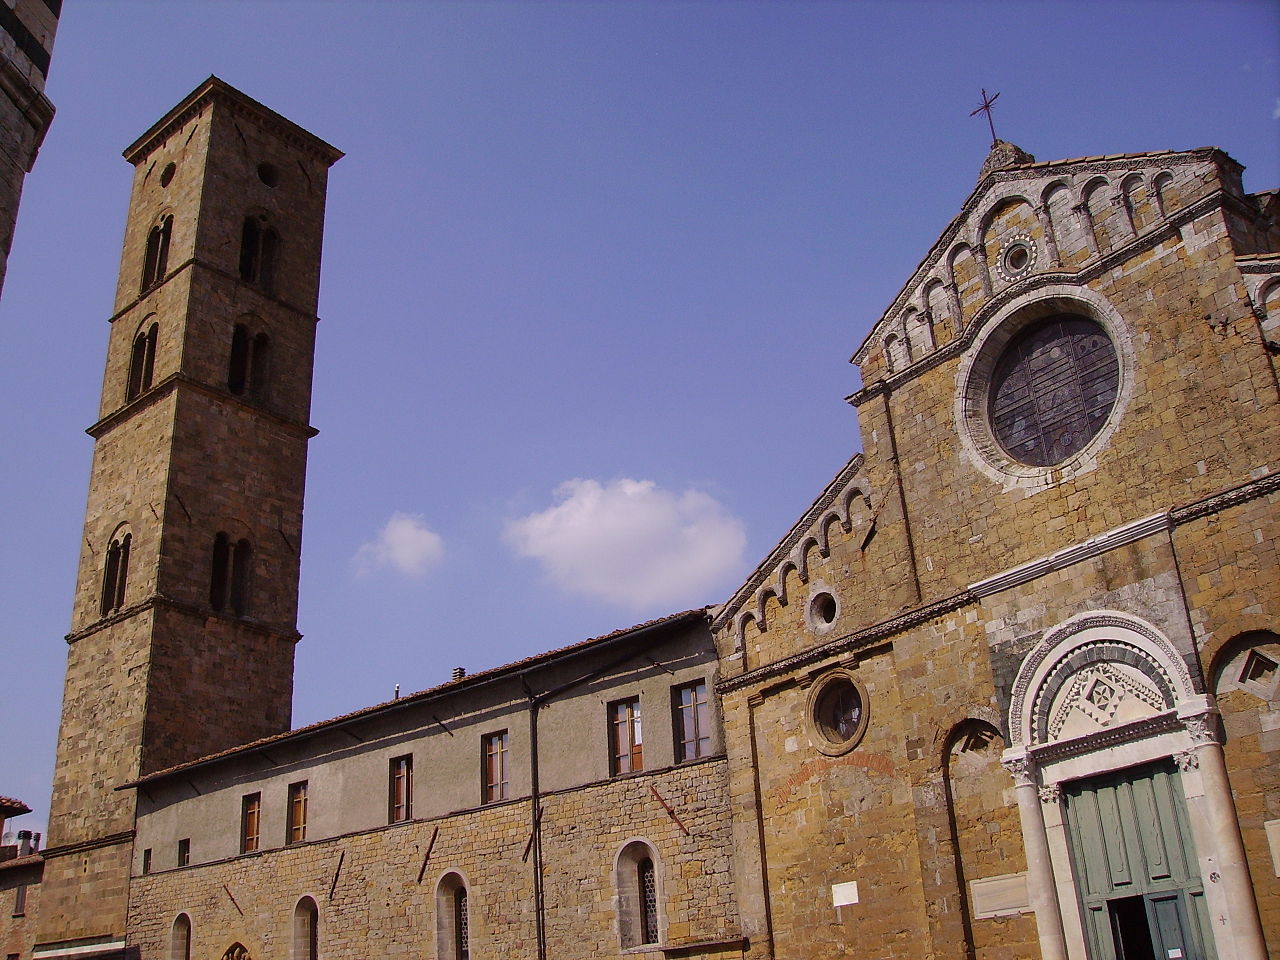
0, 797, 31, 816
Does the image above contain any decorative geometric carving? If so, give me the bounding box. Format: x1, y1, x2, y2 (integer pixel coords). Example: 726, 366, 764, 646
1038, 784, 1062, 805
1045, 660, 1168, 742
1008, 612, 1193, 748
1174, 750, 1199, 772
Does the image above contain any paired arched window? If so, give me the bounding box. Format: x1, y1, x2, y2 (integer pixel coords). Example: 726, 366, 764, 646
616, 841, 661, 948
210, 533, 252, 616
239, 215, 278, 292
436, 873, 470, 960
292, 897, 318, 960
228, 323, 271, 399
100, 531, 132, 616
141, 215, 173, 293
169, 913, 191, 960
127, 322, 158, 401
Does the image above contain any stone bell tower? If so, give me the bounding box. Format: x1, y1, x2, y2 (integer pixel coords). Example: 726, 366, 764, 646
36, 78, 341, 958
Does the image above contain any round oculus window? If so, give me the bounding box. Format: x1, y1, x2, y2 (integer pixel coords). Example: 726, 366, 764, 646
987, 314, 1119, 467
810, 673, 867, 753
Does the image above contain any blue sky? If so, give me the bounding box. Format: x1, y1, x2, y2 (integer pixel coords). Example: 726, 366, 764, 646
2, 0, 1276, 835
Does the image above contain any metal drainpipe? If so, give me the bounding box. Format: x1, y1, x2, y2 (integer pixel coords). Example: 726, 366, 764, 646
524, 678, 548, 960
517, 622, 696, 960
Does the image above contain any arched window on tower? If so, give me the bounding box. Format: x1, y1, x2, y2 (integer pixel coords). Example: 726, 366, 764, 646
140, 215, 173, 293
436, 873, 470, 960
228, 323, 272, 401
100, 531, 132, 616
210, 532, 253, 616
292, 897, 318, 960
239, 215, 279, 292
127, 322, 158, 401
616, 840, 662, 948
169, 913, 191, 960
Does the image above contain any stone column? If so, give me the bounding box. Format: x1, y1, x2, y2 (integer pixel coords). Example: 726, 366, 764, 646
1004, 756, 1068, 960
1182, 713, 1269, 960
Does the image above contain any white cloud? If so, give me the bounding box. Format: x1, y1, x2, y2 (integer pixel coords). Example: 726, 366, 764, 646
353, 512, 445, 577
505, 478, 747, 609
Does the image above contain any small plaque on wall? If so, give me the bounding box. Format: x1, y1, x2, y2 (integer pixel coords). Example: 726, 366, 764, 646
969, 872, 1030, 918
831, 880, 859, 907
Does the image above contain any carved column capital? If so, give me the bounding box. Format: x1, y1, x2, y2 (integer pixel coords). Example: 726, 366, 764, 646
1174, 750, 1199, 772
1183, 712, 1221, 746
1003, 756, 1036, 787
1039, 783, 1062, 805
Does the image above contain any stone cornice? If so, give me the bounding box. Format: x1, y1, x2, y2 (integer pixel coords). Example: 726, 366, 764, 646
108, 257, 324, 328
968, 512, 1171, 599
717, 593, 965, 694
0, 55, 55, 166
66, 595, 302, 646
122, 76, 343, 167
719, 470, 1278, 695
39, 830, 134, 860
86, 371, 316, 441
848, 189, 1226, 405
1028, 712, 1181, 765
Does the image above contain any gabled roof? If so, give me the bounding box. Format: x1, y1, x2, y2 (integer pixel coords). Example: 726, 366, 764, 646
712, 453, 865, 630
122, 607, 709, 789
848, 144, 1227, 365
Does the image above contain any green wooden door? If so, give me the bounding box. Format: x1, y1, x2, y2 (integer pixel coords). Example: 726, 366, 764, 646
1063, 761, 1214, 960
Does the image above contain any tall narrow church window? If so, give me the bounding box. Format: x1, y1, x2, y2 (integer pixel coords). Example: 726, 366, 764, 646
141, 215, 173, 293
210, 533, 230, 611
455, 887, 469, 960
100, 532, 131, 616
292, 897, 318, 960
210, 533, 252, 616
239, 215, 279, 292
169, 913, 191, 960
251, 332, 271, 400
228, 324, 272, 401
286, 781, 308, 845
231, 538, 252, 616
127, 322, 158, 401
228, 325, 250, 394
616, 841, 661, 948
436, 874, 470, 960
638, 857, 658, 945
609, 697, 643, 775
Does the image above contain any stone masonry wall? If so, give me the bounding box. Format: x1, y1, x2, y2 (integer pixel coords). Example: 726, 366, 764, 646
127, 760, 742, 960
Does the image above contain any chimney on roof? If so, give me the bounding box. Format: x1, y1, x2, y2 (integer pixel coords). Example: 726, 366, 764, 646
17, 830, 35, 856
452, 666, 466, 681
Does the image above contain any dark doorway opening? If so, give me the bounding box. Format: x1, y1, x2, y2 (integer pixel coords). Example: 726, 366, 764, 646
1108, 895, 1156, 960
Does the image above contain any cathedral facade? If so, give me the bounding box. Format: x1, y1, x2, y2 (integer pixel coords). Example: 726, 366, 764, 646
1, 79, 1277, 960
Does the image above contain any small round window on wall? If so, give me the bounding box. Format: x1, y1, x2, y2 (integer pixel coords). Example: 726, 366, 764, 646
806, 670, 869, 756
809, 591, 837, 628
987, 314, 1120, 467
